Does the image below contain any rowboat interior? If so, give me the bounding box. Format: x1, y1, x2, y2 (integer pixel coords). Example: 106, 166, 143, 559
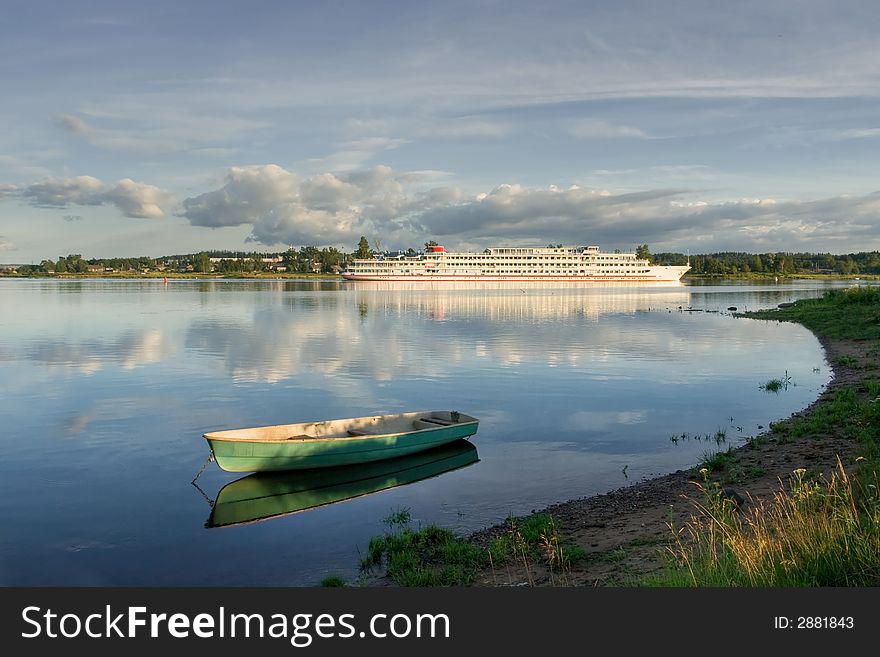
204, 410, 477, 443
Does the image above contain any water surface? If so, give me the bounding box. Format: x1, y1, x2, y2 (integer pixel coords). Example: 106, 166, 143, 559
0, 278, 846, 585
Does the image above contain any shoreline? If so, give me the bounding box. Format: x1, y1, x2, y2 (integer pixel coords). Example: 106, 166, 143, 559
1, 273, 874, 282
462, 332, 868, 586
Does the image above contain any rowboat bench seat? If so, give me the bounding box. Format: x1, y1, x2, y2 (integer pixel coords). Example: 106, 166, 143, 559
422, 417, 455, 425
412, 418, 455, 430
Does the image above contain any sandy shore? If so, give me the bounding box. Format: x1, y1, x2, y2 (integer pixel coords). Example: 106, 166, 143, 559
467, 335, 872, 586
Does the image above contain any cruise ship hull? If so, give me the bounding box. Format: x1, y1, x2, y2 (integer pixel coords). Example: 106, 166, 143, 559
342, 268, 689, 283
342, 245, 690, 284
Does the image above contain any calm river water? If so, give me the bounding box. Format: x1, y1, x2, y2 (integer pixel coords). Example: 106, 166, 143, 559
0, 278, 849, 585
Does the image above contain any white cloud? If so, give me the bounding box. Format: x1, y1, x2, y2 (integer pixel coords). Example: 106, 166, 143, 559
180, 164, 416, 245
828, 127, 880, 140
421, 118, 513, 138
180, 164, 299, 228
21, 176, 104, 207
415, 184, 880, 252
56, 113, 90, 135
0, 236, 15, 252
306, 137, 408, 172
14, 175, 173, 218
178, 162, 880, 253
101, 179, 173, 219
569, 120, 648, 139
56, 111, 268, 154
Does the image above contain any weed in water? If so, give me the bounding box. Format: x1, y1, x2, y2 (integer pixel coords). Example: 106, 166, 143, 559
760, 371, 792, 393
761, 379, 784, 393
383, 507, 412, 528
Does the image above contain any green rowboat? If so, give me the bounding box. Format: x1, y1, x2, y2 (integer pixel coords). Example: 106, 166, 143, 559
206, 440, 479, 528
203, 410, 479, 473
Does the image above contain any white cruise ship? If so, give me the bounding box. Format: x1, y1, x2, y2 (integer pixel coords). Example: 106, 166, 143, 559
342, 245, 689, 283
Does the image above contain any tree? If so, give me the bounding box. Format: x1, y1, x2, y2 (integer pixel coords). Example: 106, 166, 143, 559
424, 240, 439, 250
321, 247, 343, 272
836, 256, 858, 275
194, 252, 212, 273
355, 236, 372, 259
636, 244, 651, 262
283, 247, 299, 269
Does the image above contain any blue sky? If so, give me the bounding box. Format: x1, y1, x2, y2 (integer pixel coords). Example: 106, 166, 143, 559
2, 0, 879, 261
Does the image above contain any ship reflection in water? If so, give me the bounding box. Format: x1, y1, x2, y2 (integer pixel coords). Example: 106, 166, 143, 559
203, 440, 479, 529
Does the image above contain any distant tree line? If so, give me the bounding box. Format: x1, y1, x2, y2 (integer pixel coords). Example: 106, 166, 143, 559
10, 240, 880, 277
652, 250, 880, 275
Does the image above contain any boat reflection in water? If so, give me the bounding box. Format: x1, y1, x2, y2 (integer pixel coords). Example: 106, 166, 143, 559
205, 439, 479, 528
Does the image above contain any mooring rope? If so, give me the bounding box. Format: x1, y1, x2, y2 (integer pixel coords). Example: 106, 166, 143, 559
191, 452, 214, 484
190, 453, 216, 507
191, 479, 214, 507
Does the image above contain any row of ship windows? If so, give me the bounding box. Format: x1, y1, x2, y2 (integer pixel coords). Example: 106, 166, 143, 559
362, 263, 642, 269
429, 256, 636, 261
352, 269, 652, 274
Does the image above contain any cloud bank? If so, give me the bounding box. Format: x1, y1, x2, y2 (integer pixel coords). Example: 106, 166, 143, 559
13, 176, 174, 218
179, 164, 419, 245
178, 163, 880, 252
5, 164, 878, 254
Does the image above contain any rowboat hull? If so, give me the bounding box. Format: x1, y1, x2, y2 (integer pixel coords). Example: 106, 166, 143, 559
204, 410, 478, 473
206, 440, 479, 528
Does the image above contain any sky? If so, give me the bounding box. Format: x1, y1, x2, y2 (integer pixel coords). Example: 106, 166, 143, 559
2, 0, 880, 262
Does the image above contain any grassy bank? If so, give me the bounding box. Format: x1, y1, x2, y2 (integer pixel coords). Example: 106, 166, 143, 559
345, 285, 880, 587
635, 287, 880, 586
643, 285, 880, 586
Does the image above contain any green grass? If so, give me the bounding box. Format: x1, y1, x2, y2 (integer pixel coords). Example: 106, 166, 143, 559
649, 463, 880, 586
319, 575, 348, 587
362, 511, 587, 586
745, 286, 880, 339
361, 523, 485, 586
700, 448, 735, 473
